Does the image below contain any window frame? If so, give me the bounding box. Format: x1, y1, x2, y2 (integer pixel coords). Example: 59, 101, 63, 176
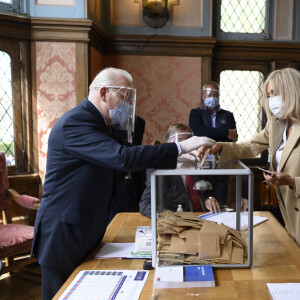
0, 39, 31, 174
214, 0, 273, 41
214, 62, 269, 166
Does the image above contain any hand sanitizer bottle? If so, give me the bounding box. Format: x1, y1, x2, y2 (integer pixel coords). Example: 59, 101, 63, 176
177, 204, 183, 212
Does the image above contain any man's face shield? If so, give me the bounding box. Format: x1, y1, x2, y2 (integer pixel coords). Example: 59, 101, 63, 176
168, 132, 193, 143
203, 88, 219, 99
106, 86, 136, 143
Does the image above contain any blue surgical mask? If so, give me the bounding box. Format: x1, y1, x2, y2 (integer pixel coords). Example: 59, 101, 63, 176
268, 96, 283, 118
108, 101, 133, 130
205, 97, 219, 108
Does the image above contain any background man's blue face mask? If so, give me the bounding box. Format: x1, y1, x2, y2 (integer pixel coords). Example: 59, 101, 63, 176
204, 97, 219, 108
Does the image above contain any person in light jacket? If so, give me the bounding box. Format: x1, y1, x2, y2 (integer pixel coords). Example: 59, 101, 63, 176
199, 68, 300, 245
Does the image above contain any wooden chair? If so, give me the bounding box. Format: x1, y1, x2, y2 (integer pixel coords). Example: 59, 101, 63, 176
0, 152, 40, 275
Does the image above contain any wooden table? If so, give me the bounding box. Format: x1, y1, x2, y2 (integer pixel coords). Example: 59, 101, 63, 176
54, 212, 300, 300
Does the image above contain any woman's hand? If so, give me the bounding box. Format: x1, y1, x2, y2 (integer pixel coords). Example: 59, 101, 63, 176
205, 197, 221, 213
197, 142, 222, 158
264, 171, 295, 187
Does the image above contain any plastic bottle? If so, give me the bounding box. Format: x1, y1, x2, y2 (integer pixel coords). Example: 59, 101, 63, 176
177, 204, 183, 212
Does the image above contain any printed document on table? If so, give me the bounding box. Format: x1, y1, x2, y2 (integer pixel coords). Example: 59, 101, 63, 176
198, 212, 268, 230
267, 283, 300, 300
58, 270, 149, 300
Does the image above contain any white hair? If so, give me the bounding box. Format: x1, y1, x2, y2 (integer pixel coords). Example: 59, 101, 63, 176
88, 67, 133, 99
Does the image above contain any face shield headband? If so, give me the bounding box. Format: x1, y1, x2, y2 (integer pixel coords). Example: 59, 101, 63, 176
203, 88, 219, 98
168, 132, 193, 143
106, 85, 137, 144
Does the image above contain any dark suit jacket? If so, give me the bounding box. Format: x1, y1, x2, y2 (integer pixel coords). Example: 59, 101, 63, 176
31, 99, 177, 271
189, 106, 237, 142
189, 106, 237, 204
109, 116, 146, 217
139, 169, 220, 218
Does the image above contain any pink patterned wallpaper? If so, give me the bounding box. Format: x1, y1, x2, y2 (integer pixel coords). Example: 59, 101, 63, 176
104, 55, 202, 144
36, 42, 77, 182
35, 49, 202, 181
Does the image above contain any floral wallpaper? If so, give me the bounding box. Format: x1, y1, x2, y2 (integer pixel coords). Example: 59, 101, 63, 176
104, 55, 202, 144
35, 48, 202, 181
36, 42, 77, 182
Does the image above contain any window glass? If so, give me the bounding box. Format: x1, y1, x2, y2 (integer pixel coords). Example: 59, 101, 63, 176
220, 0, 266, 34
0, 0, 21, 13
220, 70, 264, 143
0, 51, 15, 165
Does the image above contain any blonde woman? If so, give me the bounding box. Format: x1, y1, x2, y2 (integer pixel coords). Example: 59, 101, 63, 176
199, 67, 300, 245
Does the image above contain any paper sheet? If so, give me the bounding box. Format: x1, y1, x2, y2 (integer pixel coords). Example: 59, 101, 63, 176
94, 243, 135, 259
267, 283, 300, 300
58, 270, 149, 300
198, 211, 268, 230
94, 243, 151, 259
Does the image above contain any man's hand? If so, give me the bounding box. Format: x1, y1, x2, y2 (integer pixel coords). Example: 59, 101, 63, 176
177, 150, 198, 162
241, 198, 248, 212
205, 197, 221, 213
197, 142, 222, 158
228, 129, 238, 142
178, 136, 215, 154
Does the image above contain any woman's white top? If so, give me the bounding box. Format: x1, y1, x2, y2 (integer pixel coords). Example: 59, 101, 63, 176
275, 121, 295, 172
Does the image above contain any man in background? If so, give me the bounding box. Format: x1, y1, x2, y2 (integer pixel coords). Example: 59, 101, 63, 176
139, 123, 222, 218
189, 81, 238, 205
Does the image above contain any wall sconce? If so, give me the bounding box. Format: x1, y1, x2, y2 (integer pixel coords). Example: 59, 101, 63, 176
142, 0, 169, 29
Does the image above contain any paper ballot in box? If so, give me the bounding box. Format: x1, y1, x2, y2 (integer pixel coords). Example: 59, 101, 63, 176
133, 226, 152, 258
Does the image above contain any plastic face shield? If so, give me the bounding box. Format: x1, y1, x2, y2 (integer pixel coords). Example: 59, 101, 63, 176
168, 132, 193, 143
107, 85, 137, 144
203, 88, 219, 99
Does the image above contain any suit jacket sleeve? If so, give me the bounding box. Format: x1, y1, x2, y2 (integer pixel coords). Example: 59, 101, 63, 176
61, 110, 178, 172
224, 111, 237, 142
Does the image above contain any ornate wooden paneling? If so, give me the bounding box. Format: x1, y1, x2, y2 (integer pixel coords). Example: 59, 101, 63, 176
214, 40, 300, 62
104, 35, 216, 57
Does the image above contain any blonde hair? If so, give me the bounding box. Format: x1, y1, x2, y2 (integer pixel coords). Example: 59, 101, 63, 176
263, 68, 300, 121
165, 123, 192, 141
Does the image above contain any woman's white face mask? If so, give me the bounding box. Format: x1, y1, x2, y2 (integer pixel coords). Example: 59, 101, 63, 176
268, 95, 283, 118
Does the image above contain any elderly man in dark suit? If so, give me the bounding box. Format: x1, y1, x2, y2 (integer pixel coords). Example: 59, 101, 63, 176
31, 67, 215, 299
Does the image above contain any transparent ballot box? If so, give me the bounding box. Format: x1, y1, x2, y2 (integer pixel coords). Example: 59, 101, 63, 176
150, 159, 253, 269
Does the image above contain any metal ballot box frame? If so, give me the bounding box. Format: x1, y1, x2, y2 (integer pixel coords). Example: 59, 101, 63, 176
150, 159, 253, 269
